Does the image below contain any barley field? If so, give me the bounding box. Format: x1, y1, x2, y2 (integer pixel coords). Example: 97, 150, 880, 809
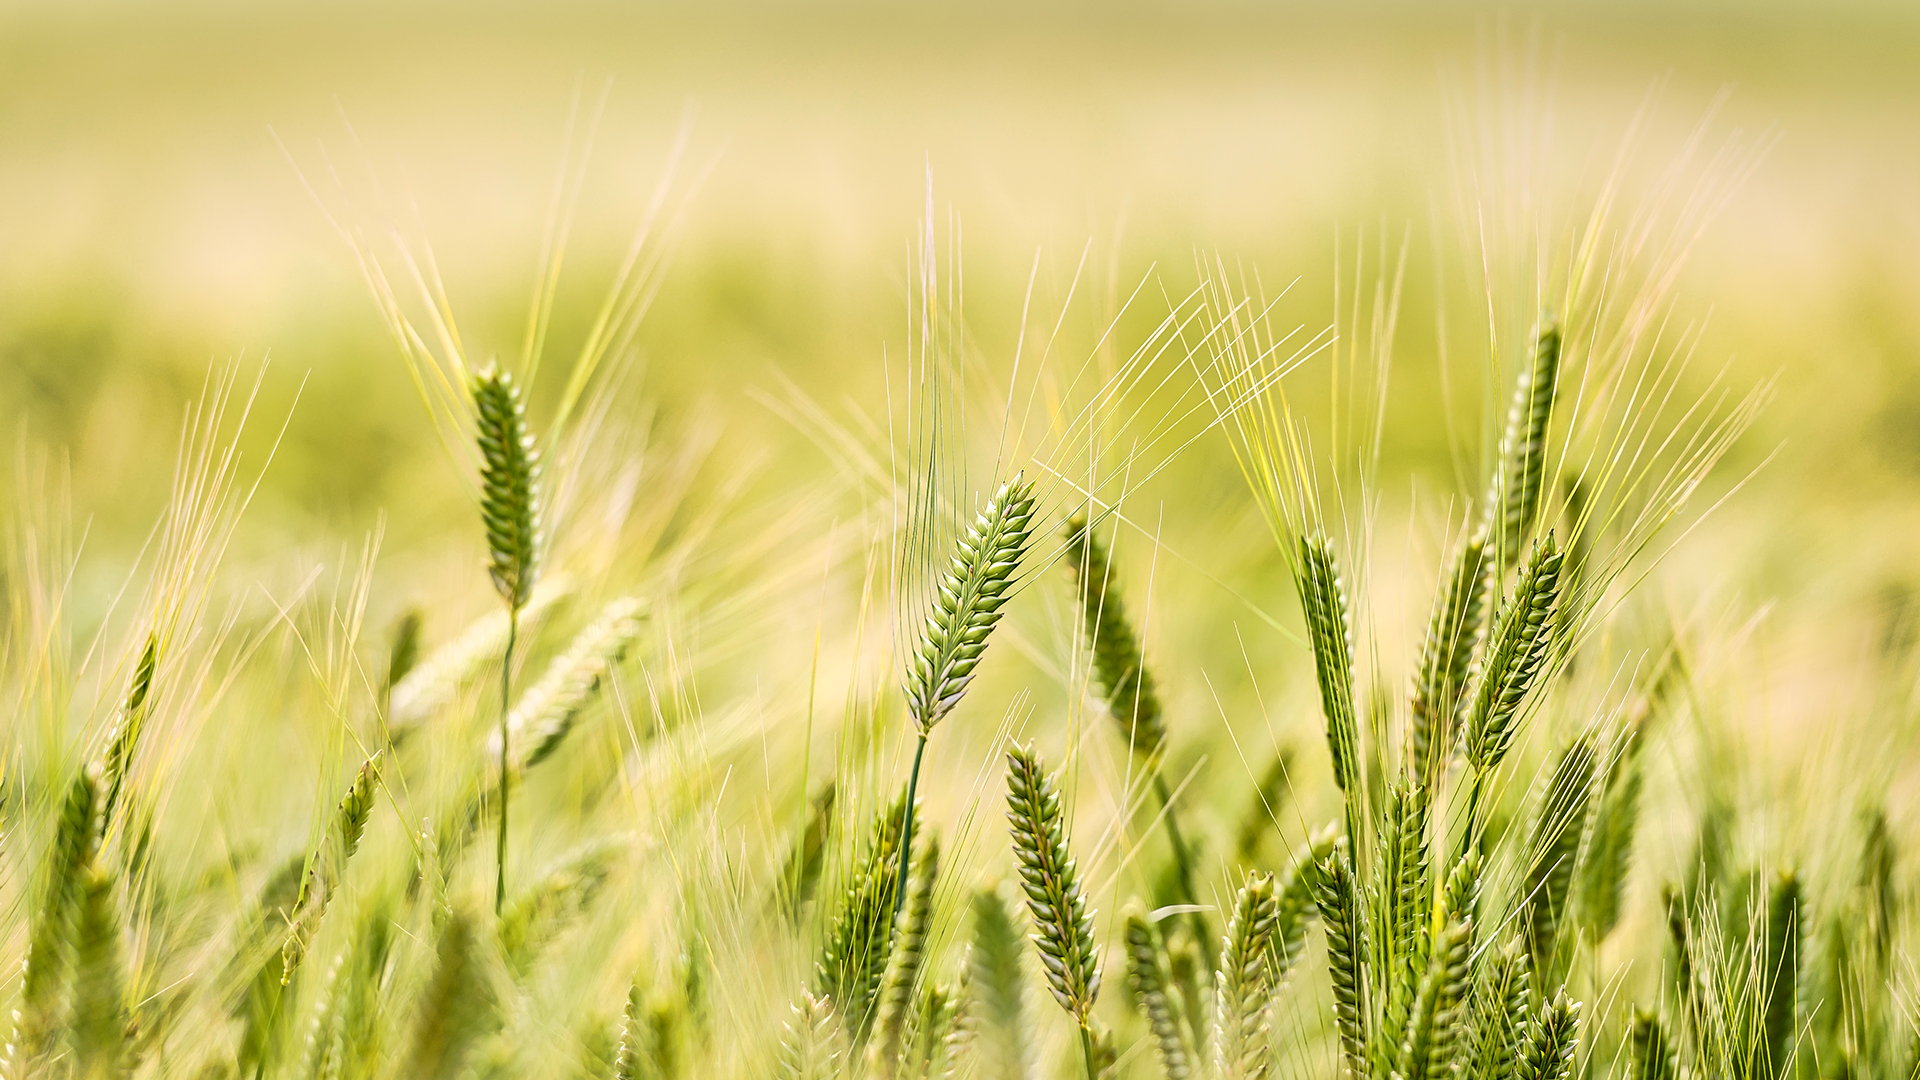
4, 3, 1920, 1078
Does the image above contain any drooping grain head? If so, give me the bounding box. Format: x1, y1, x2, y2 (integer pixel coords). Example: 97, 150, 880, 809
472, 365, 542, 612
906, 475, 1038, 733
1122, 905, 1194, 1080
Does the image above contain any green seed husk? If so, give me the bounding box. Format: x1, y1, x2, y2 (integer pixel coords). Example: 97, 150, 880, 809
776, 991, 844, 1080
498, 596, 647, 771
1463, 534, 1566, 776
967, 889, 1029, 1080
906, 476, 1038, 734
1004, 743, 1101, 1024
283, 751, 383, 986
1523, 735, 1597, 984
817, 792, 910, 1042
1396, 911, 1471, 1080
1297, 533, 1360, 797
1516, 991, 1580, 1080
100, 633, 158, 831
1122, 906, 1193, 1080
1313, 840, 1368, 1080
472, 366, 542, 611
1062, 514, 1166, 759
403, 912, 494, 1080
69, 865, 127, 1079
869, 831, 942, 1076
1409, 535, 1491, 787
1215, 872, 1281, 1080
1485, 319, 1562, 563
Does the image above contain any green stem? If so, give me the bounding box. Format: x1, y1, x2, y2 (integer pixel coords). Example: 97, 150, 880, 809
1151, 773, 1216, 977
893, 732, 928, 918
496, 612, 518, 917
1078, 1022, 1101, 1080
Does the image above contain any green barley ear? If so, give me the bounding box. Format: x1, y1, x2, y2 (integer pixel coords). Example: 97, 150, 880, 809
472, 365, 541, 611
283, 751, 383, 985
8, 766, 102, 1070
498, 597, 647, 771
498, 837, 621, 979
1297, 534, 1359, 797
1763, 870, 1801, 1077
1484, 318, 1562, 562
1460, 941, 1531, 1080
907, 475, 1039, 733
100, 633, 158, 828
968, 889, 1029, 1080
1396, 911, 1471, 1080
1215, 872, 1281, 1080
614, 980, 646, 1080
905, 983, 958, 1080
404, 912, 495, 1080
817, 792, 911, 1042
1062, 514, 1166, 759
1409, 535, 1491, 786
1123, 905, 1194, 1080
69, 866, 126, 1079
387, 608, 424, 691
781, 782, 838, 920
1523, 735, 1597, 984
1628, 1009, 1676, 1080
1313, 840, 1368, 1080
1574, 730, 1647, 944
1858, 806, 1897, 973
1374, 781, 1431, 1010
869, 831, 942, 1076
387, 580, 572, 734
1004, 744, 1102, 1023
776, 991, 844, 1080
1462, 534, 1566, 776
1517, 991, 1580, 1080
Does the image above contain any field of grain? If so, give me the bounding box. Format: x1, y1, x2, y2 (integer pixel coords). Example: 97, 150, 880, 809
4, 3, 1920, 1078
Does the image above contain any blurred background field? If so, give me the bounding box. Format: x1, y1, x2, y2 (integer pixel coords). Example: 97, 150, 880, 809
4, 6, 1920, 1070
5, 0, 1919, 750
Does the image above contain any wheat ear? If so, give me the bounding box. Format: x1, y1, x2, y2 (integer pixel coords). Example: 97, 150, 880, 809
282, 751, 382, 986
1064, 514, 1209, 974
898, 476, 1038, 919
1409, 536, 1490, 786
1484, 318, 1562, 563
1522, 735, 1596, 983
1516, 992, 1580, 1080
1313, 840, 1368, 1080
473, 364, 541, 916
404, 912, 493, 1080
776, 991, 844, 1080
1004, 743, 1102, 1080
870, 831, 942, 1077
7, 767, 101, 1074
99, 633, 157, 830
1397, 911, 1471, 1080
69, 865, 126, 1079
1374, 779, 1431, 1067
817, 792, 910, 1043
496, 597, 646, 771
1123, 906, 1194, 1080
969, 890, 1029, 1080
386, 578, 570, 736
1297, 534, 1360, 801
1271, 826, 1338, 980
1215, 872, 1281, 1080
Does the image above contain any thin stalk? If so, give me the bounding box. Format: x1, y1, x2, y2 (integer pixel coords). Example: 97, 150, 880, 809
1151, 774, 1215, 974
496, 614, 517, 916
894, 733, 929, 918
1079, 1023, 1100, 1080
